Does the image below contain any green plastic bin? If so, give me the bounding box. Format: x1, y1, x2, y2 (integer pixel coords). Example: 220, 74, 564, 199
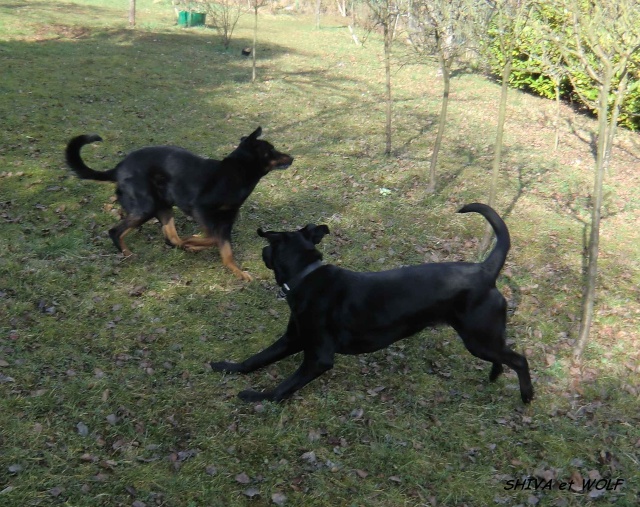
177, 11, 206, 27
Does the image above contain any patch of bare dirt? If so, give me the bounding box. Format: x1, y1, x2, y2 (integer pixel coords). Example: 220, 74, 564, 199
32, 23, 91, 42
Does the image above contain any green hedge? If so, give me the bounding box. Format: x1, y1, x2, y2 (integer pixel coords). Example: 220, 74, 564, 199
486, 9, 640, 131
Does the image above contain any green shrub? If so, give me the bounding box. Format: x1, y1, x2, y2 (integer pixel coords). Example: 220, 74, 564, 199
486, 6, 640, 130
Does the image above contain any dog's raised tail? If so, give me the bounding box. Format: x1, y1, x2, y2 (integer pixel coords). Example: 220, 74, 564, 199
65, 134, 116, 182
458, 203, 510, 278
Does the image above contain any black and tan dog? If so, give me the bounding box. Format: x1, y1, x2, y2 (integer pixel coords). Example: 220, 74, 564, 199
65, 127, 293, 280
211, 203, 533, 403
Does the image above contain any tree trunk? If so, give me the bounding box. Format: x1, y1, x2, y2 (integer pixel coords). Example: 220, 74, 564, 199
603, 73, 627, 174
316, 0, 321, 29
347, 24, 360, 45
427, 38, 450, 192
129, 0, 136, 27
553, 81, 560, 151
383, 20, 392, 155
252, 4, 258, 82
348, 4, 359, 45
481, 56, 511, 252
573, 76, 611, 359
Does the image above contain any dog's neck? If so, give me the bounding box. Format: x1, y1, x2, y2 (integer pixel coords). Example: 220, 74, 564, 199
279, 260, 323, 297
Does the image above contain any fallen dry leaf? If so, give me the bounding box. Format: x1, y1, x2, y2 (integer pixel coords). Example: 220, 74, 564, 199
77, 422, 89, 437
350, 408, 364, 419
235, 472, 251, 484
308, 429, 321, 442
8, 464, 23, 474
271, 491, 287, 505
569, 470, 583, 492
301, 451, 317, 464
243, 487, 260, 498
49, 486, 64, 497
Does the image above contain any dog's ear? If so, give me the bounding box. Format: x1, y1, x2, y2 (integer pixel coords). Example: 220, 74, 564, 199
242, 127, 262, 143
257, 227, 279, 241
300, 224, 330, 245
261, 245, 274, 270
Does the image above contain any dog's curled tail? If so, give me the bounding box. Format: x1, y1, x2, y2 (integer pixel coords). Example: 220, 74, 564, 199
458, 203, 510, 278
65, 134, 116, 182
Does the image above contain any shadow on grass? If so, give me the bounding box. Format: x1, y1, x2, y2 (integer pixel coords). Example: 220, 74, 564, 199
2, 8, 640, 507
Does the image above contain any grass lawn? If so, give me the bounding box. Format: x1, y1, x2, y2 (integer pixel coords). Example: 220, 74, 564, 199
1, 1, 639, 506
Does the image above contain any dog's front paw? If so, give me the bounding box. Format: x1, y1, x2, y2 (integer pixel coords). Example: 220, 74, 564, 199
521, 386, 534, 404
236, 270, 253, 282
210, 361, 243, 373
182, 244, 206, 253
238, 389, 272, 402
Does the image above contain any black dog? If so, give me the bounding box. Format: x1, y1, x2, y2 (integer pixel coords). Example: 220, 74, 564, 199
211, 204, 533, 403
65, 127, 293, 280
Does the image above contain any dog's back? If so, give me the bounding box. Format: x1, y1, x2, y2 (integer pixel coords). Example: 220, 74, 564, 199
289, 262, 501, 354
287, 203, 511, 351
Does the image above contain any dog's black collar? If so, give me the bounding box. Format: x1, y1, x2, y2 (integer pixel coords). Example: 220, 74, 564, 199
279, 260, 323, 298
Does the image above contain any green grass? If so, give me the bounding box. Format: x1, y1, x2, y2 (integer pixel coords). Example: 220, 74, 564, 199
1, 1, 639, 506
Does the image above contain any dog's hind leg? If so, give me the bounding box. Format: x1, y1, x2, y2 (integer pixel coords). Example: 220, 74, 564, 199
156, 208, 184, 247
489, 362, 504, 381
497, 348, 533, 404
477, 340, 533, 404
455, 293, 533, 403
109, 182, 157, 256
109, 215, 150, 256
458, 328, 533, 404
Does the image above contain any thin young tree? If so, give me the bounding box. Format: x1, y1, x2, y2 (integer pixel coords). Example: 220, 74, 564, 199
129, 0, 136, 27
365, 0, 404, 155
477, 0, 533, 251
205, 0, 244, 49
339, 0, 363, 45
250, 0, 268, 82
536, 47, 565, 151
316, 0, 322, 29
408, 0, 480, 191
515, 9, 566, 150
547, 0, 640, 358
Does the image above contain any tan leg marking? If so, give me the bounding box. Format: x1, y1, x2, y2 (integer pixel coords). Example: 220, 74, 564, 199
119, 228, 134, 257
181, 235, 217, 252
161, 217, 184, 247
219, 241, 252, 281
156, 210, 184, 247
